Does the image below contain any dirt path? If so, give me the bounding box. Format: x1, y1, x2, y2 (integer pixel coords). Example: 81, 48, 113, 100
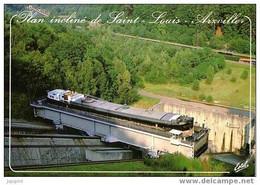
139, 90, 229, 114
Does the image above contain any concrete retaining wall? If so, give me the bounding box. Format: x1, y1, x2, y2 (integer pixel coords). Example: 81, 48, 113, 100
5, 137, 103, 167
154, 102, 255, 153
85, 148, 132, 161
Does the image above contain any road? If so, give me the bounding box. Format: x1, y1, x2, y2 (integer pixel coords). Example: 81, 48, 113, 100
139, 90, 230, 115
113, 32, 255, 59
139, 90, 254, 117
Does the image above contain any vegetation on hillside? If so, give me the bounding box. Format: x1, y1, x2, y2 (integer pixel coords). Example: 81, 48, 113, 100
4, 4, 256, 119
5, 153, 255, 177
4, 5, 256, 178
131, 95, 160, 109
5, 12, 227, 118
143, 62, 255, 109
5, 4, 256, 54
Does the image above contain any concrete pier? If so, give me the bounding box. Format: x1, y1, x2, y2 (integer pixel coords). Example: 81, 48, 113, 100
85, 147, 132, 161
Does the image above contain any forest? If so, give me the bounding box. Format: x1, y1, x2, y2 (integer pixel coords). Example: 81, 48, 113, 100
4, 4, 255, 119
5, 4, 256, 54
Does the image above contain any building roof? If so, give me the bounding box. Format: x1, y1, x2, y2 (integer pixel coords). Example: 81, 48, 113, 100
48, 89, 66, 95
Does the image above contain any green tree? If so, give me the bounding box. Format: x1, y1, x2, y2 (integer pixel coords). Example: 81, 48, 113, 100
192, 80, 200, 91
229, 38, 250, 54
240, 69, 248, 80
230, 76, 237, 83
206, 95, 213, 103
144, 64, 167, 84
199, 94, 206, 100
206, 66, 214, 84
227, 68, 232, 74
209, 36, 225, 50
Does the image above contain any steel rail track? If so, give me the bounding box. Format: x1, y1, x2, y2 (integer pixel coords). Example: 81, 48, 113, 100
5, 134, 99, 139
4, 144, 103, 148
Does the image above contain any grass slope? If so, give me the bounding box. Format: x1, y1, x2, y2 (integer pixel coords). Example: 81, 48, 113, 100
5, 154, 243, 177
143, 62, 255, 109
131, 95, 160, 109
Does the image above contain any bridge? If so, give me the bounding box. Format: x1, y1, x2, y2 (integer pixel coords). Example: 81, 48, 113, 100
30, 99, 209, 158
